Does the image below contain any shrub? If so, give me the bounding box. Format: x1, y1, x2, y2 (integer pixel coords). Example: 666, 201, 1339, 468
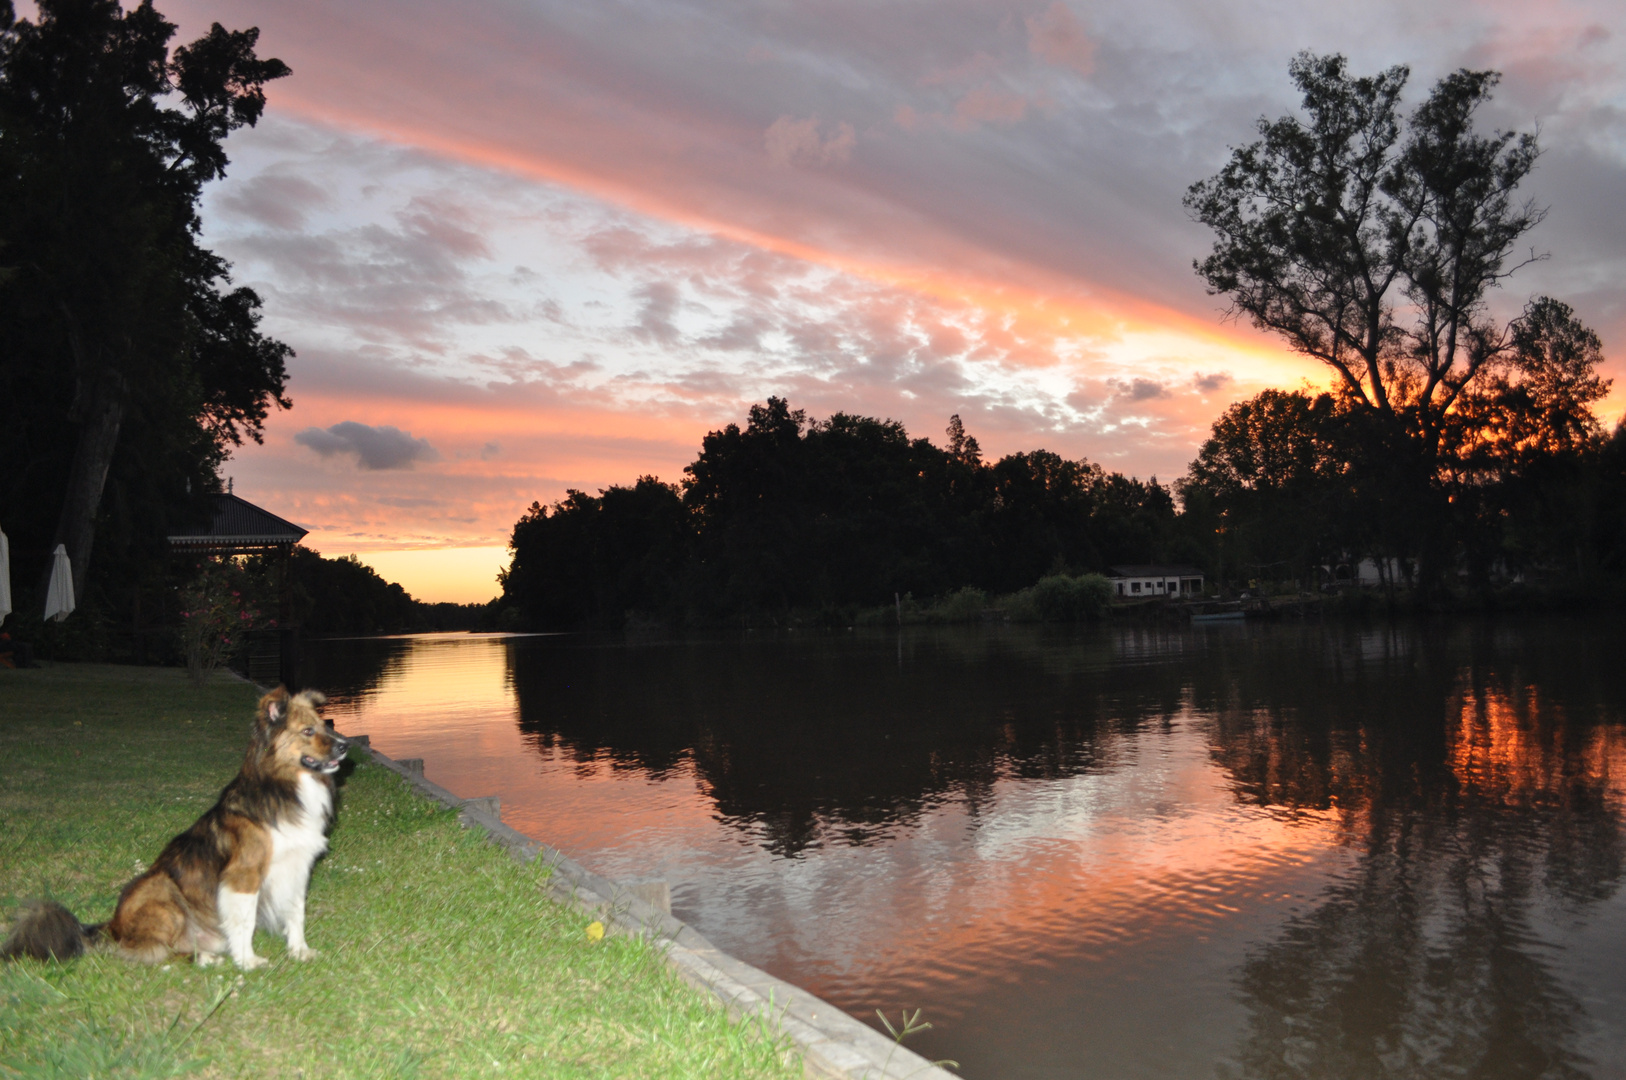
925, 587, 988, 623
1006, 573, 1113, 622
178, 558, 263, 684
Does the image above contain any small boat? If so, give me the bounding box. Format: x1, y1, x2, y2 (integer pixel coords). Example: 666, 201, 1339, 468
1190, 603, 1245, 623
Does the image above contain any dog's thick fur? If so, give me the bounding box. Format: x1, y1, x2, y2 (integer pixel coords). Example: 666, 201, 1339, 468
2, 688, 346, 969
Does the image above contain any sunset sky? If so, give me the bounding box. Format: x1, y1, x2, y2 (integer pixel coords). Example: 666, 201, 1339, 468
159, 0, 1626, 603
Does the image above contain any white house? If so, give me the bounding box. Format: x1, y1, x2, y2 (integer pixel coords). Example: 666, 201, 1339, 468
1106, 564, 1205, 599
1355, 557, 1398, 587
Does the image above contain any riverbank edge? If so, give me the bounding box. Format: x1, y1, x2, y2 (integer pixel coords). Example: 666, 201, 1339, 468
324, 725, 956, 1080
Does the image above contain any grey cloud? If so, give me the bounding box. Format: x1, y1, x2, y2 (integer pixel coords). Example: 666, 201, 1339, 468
696, 313, 773, 352
1066, 384, 1101, 414
466, 344, 600, 386
581, 225, 811, 302
218, 172, 334, 231
295, 421, 441, 470
1193, 371, 1233, 393
632, 281, 681, 344
396, 199, 490, 260
1123, 378, 1169, 400
219, 190, 510, 349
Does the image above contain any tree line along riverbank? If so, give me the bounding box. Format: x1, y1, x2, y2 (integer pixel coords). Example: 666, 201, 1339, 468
495, 394, 1626, 633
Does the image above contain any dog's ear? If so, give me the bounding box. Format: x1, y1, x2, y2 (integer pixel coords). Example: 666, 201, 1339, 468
257, 686, 291, 729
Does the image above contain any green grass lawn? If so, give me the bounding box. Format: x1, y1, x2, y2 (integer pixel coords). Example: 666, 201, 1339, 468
0, 663, 802, 1079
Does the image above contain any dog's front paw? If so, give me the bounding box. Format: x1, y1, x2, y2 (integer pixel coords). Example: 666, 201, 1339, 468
194, 952, 223, 968
287, 945, 319, 961
234, 953, 269, 971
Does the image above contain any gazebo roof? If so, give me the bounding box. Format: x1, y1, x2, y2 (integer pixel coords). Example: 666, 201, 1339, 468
167, 493, 307, 551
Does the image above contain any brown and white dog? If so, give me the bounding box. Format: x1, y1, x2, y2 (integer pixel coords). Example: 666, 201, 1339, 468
2, 687, 346, 969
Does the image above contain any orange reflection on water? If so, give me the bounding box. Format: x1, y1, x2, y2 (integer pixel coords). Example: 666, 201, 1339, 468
1449, 679, 1626, 809
311, 626, 1626, 1080
328, 635, 1355, 1015
323, 635, 728, 856
781, 727, 1352, 1001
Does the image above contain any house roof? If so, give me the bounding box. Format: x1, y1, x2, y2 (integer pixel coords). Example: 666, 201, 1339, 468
167, 493, 308, 549
1106, 564, 1205, 578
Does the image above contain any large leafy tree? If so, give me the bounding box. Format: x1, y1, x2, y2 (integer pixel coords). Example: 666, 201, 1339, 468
0, 0, 290, 608
1180, 389, 1351, 584
681, 398, 959, 614
1184, 53, 1602, 448
501, 478, 690, 629
1186, 53, 1608, 582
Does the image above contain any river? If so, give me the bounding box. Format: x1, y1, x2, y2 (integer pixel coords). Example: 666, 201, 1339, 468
303, 618, 1626, 1079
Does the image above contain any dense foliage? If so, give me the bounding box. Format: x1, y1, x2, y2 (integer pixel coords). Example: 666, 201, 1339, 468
242, 547, 496, 637
178, 555, 261, 681
0, 0, 290, 640
504, 382, 1623, 630
1184, 52, 1611, 590
501, 400, 1190, 629
1176, 385, 1623, 591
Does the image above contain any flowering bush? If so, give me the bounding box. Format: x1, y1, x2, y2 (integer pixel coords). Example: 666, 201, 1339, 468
179, 557, 263, 684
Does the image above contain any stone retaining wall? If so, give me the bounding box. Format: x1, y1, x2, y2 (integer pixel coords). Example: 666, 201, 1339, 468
342, 732, 959, 1080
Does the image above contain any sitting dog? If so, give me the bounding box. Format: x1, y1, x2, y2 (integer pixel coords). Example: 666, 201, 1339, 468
2, 687, 346, 969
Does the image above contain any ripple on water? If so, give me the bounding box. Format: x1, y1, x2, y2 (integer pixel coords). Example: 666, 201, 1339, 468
303, 622, 1626, 1080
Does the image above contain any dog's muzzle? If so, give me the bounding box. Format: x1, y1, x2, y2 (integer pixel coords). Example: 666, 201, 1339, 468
302, 736, 348, 774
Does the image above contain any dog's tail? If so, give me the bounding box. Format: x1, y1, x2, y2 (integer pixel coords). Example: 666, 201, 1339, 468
1, 901, 103, 961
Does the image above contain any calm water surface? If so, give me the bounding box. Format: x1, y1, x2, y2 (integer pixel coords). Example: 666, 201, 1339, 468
304, 620, 1626, 1079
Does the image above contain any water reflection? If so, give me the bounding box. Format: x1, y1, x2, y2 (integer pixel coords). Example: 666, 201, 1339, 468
1206, 637, 1626, 1080
504, 631, 1180, 856
303, 620, 1626, 1080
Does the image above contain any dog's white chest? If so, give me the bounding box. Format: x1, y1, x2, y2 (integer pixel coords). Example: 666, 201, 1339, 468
269, 774, 331, 868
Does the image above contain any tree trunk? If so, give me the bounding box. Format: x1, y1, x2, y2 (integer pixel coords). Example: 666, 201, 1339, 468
38, 380, 124, 603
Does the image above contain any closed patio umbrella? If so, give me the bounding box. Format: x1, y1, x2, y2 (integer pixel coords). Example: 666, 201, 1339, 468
0, 528, 10, 627
44, 544, 74, 623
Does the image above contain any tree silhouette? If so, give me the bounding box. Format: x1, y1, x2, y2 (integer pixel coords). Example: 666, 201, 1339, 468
0, 0, 291, 610
502, 400, 1195, 629
1185, 54, 1609, 589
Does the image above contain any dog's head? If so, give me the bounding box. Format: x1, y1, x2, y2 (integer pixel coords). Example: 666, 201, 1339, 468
256, 687, 347, 775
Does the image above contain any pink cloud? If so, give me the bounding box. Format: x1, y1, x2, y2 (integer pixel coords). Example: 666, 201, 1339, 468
953, 84, 1029, 129
765, 116, 857, 167
1027, 3, 1096, 77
